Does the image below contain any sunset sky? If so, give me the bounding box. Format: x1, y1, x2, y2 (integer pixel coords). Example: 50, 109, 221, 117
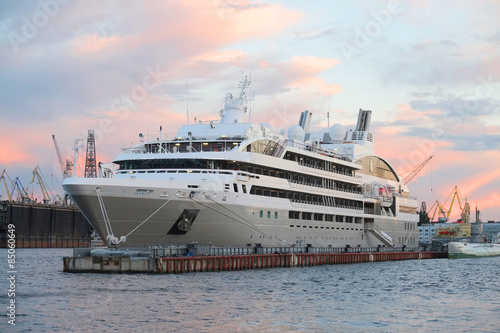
1, 0, 499, 221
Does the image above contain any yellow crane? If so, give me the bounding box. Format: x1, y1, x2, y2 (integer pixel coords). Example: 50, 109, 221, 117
427, 200, 447, 222
440, 186, 463, 222
31, 165, 54, 204
428, 186, 465, 223
0, 169, 14, 202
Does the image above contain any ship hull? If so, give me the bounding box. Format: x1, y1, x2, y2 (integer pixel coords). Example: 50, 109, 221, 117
63, 177, 416, 248
448, 241, 500, 259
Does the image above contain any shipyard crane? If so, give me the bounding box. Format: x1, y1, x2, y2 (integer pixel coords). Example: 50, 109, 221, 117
31, 165, 54, 204
440, 186, 463, 222
52, 134, 73, 178
10, 177, 32, 202
0, 169, 14, 202
73, 139, 84, 177
401, 156, 433, 185
427, 186, 465, 223
427, 200, 447, 223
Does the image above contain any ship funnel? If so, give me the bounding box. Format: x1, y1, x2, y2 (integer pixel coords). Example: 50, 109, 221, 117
355, 109, 372, 132
298, 110, 313, 133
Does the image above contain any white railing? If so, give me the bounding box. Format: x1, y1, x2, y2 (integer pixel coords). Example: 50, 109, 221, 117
290, 201, 364, 215
298, 165, 363, 183
285, 140, 353, 161
364, 222, 395, 246
289, 182, 363, 199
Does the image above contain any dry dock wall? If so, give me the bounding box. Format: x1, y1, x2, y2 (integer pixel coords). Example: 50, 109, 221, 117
63, 251, 447, 274
0, 202, 92, 248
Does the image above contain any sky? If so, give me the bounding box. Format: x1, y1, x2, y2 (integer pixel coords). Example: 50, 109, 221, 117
0, 0, 499, 221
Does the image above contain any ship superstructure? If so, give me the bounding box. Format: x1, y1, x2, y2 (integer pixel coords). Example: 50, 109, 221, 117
63, 76, 419, 248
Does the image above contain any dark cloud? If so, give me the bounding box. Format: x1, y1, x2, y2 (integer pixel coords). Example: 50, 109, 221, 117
410, 95, 500, 118
370, 91, 500, 152
293, 27, 342, 40
447, 133, 500, 151
487, 30, 500, 44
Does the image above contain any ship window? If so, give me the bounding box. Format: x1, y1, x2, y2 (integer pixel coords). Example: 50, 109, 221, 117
267, 211, 271, 218
233, 183, 238, 192
314, 213, 323, 221
259, 210, 263, 218
289, 211, 300, 219
242, 185, 247, 193
275, 212, 278, 219
302, 212, 312, 220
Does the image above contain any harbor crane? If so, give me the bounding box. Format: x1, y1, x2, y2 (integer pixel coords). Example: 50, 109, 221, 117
427, 200, 447, 223
427, 186, 465, 223
52, 134, 73, 178
401, 156, 433, 185
73, 139, 84, 177
10, 177, 32, 202
31, 165, 54, 204
0, 169, 14, 202
440, 186, 463, 222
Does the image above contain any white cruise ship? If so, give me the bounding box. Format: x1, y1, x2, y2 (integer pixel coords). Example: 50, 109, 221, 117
63, 76, 419, 248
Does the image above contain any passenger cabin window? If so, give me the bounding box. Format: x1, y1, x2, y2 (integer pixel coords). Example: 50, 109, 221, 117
233, 183, 238, 192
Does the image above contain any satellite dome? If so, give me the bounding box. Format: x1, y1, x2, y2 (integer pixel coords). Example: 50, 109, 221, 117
329, 124, 346, 141
287, 125, 305, 141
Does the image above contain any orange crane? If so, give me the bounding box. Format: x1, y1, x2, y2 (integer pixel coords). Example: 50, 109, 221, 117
401, 156, 433, 185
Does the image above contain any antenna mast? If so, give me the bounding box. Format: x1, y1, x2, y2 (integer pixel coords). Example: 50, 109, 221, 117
186, 62, 189, 125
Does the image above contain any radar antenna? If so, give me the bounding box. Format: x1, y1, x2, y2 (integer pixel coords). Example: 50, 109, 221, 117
237, 74, 251, 103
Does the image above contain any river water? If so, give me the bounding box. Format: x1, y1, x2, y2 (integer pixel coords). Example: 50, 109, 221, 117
1, 249, 499, 332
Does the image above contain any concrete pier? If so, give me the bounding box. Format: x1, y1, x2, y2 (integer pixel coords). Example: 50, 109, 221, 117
63, 246, 447, 274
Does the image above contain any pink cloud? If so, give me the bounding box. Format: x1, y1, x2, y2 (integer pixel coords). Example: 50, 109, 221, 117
290, 56, 339, 74
72, 34, 124, 55
68, 1, 301, 59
